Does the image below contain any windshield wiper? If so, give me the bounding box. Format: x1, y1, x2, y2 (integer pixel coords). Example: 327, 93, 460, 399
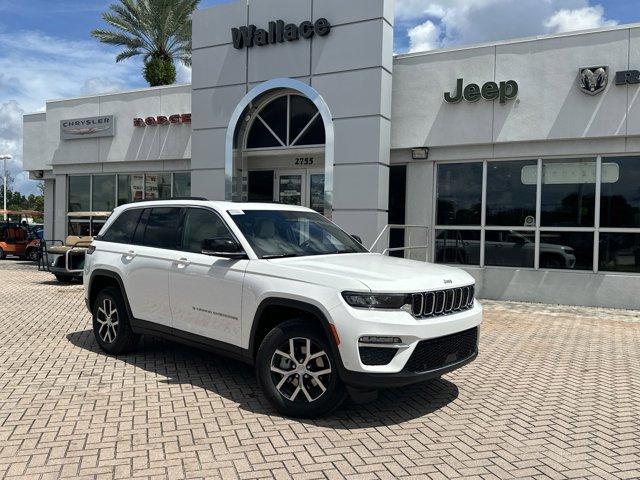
262, 253, 300, 259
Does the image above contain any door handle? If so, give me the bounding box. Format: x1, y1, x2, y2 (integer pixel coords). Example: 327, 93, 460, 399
176, 258, 191, 269
124, 250, 136, 261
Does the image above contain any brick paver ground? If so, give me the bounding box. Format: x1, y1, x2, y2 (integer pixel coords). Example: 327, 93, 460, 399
0, 260, 639, 480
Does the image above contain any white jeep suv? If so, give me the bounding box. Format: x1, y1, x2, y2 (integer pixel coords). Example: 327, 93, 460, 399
84, 200, 482, 417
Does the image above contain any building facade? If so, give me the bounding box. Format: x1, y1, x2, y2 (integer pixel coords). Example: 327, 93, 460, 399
23, 0, 640, 309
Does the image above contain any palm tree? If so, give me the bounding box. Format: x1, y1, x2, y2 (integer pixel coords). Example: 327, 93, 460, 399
92, 0, 199, 87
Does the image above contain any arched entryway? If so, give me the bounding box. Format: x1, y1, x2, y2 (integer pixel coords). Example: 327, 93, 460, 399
226, 79, 334, 218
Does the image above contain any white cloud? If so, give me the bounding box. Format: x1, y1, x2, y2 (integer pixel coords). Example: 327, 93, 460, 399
544, 6, 617, 33
408, 20, 441, 53
0, 30, 143, 194
395, 1, 617, 54
176, 63, 192, 84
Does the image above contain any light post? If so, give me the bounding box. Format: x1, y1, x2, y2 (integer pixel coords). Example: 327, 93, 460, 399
0, 155, 11, 221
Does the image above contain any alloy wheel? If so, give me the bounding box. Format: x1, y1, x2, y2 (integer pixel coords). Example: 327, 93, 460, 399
270, 337, 332, 403
96, 298, 119, 344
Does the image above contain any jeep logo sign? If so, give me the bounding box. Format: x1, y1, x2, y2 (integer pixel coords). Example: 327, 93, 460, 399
444, 78, 519, 104
232, 19, 331, 49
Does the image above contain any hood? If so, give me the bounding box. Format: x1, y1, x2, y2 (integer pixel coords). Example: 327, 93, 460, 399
264, 253, 475, 292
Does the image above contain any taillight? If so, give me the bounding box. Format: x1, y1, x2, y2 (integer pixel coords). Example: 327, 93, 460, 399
86, 245, 96, 255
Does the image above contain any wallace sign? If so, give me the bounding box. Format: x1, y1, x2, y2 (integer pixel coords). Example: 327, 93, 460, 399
231, 19, 331, 49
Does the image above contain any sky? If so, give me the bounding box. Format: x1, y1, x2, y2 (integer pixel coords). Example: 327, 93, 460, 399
0, 0, 638, 195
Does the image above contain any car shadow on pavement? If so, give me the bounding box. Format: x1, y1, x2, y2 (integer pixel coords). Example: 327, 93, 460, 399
67, 329, 459, 427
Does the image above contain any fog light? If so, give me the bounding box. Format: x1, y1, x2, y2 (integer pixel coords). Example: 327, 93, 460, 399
359, 336, 402, 345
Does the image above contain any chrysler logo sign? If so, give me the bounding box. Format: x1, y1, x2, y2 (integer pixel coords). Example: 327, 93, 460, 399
61, 116, 114, 140
579, 66, 608, 95
232, 19, 331, 49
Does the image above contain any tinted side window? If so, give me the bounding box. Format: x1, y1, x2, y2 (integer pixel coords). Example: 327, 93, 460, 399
102, 209, 143, 244
181, 208, 233, 254
142, 207, 182, 249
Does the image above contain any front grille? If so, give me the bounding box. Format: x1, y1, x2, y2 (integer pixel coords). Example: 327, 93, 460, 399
411, 285, 474, 318
359, 346, 398, 366
402, 327, 478, 373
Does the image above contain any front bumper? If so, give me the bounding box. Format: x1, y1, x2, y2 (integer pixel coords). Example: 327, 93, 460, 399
328, 298, 483, 388
339, 348, 478, 389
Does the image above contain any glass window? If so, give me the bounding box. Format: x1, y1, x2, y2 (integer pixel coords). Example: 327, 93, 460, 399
92, 175, 116, 212
118, 174, 144, 205
484, 230, 535, 268
309, 174, 325, 214
486, 160, 537, 226
102, 209, 143, 244
437, 163, 483, 225
173, 173, 191, 198
294, 116, 325, 146
144, 173, 171, 200
599, 233, 640, 273
600, 156, 640, 228
434, 230, 480, 265
247, 119, 281, 148
541, 159, 596, 227
68, 176, 90, 212
181, 208, 233, 254
257, 96, 287, 144
248, 171, 274, 202
230, 210, 367, 259
142, 207, 181, 249
68, 218, 91, 236
539, 231, 593, 270
290, 95, 318, 142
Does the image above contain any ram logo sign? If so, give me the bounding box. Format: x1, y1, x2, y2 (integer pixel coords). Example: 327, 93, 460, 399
578, 66, 608, 96
61, 116, 114, 140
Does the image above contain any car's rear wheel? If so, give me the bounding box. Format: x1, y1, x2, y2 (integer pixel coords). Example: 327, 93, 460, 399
26, 248, 39, 262
0, 247, 5, 260
256, 319, 346, 418
92, 287, 139, 355
55, 274, 72, 283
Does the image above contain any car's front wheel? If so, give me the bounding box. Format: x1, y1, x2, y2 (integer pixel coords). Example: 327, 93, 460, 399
92, 287, 139, 355
256, 319, 346, 418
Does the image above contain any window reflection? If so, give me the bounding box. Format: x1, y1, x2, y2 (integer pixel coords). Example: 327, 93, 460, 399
599, 233, 640, 273
437, 163, 483, 225
92, 175, 116, 212
541, 159, 596, 227
68, 176, 90, 212
539, 232, 593, 270
486, 161, 537, 226
484, 231, 535, 268
600, 156, 640, 228
435, 230, 480, 265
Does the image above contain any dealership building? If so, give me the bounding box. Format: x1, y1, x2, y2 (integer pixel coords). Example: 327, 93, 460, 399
22, 0, 640, 309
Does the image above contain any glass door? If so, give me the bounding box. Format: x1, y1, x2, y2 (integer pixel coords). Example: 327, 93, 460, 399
308, 170, 325, 213
277, 170, 306, 206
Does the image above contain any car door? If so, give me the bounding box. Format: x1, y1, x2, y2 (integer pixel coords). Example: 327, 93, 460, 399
169, 207, 247, 346
123, 207, 182, 328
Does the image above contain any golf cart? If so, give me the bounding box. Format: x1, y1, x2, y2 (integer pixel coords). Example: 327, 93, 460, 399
42, 211, 110, 283
0, 209, 43, 260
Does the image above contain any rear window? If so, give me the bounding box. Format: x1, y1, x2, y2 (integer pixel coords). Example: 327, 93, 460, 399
142, 207, 182, 249
101, 209, 143, 244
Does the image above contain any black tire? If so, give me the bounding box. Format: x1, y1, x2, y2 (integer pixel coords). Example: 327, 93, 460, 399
26, 248, 39, 262
55, 274, 72, 283
92, 287, 140, 355
256, 319, 346, 418
0, 247, 5, 260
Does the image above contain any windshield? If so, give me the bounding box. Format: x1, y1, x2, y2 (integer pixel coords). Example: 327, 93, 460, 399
229, 210, 368, 259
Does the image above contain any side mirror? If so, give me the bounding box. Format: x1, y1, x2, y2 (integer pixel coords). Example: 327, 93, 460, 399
201, 238, 246, 259
351, 234, 363, 245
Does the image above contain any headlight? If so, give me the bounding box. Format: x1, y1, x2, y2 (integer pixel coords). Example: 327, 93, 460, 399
342, 292, 411, 310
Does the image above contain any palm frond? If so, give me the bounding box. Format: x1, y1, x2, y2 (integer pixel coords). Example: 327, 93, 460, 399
93, 0, 199, 84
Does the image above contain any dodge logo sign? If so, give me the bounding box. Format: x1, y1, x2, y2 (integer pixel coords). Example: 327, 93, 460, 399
579, 66, 608, 95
